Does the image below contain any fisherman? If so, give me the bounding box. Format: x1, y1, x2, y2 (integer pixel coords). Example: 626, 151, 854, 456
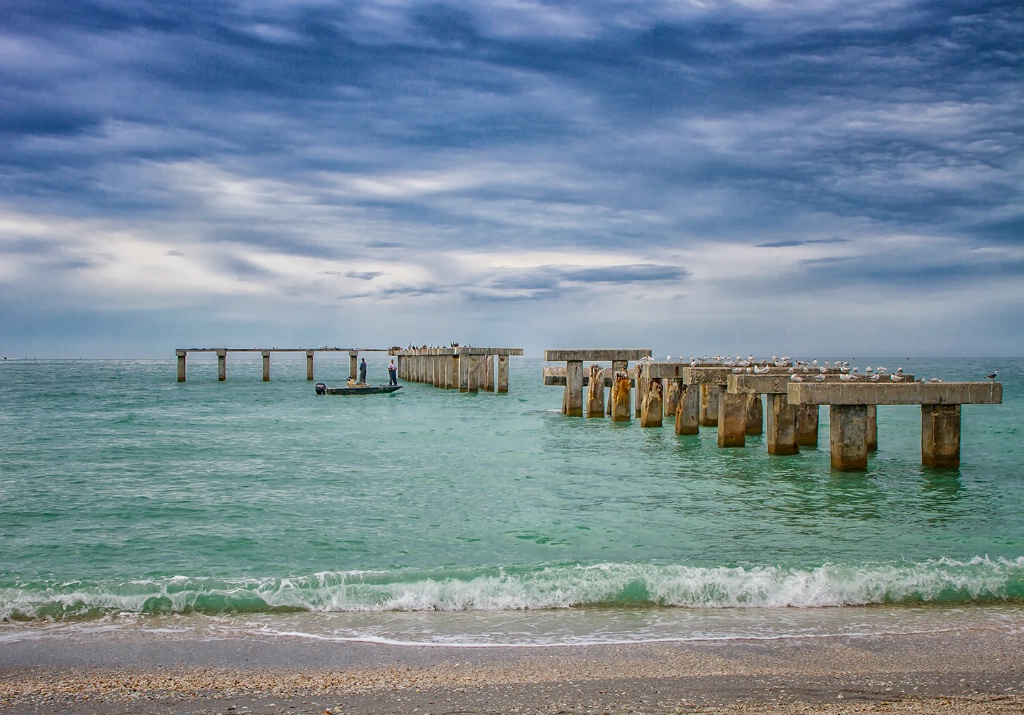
359, 357, 367, 384
388, 359, 398, 386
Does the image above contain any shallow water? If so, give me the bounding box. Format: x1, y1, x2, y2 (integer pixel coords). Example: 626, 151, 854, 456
1, 355, 1021, 645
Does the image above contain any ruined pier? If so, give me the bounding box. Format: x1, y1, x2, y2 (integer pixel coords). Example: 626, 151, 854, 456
544, 352, 1002, 470
394, 347, 524, 393
175, 347, 390, 382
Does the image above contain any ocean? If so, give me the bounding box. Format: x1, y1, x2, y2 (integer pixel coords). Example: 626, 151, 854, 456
1, 355, 1022, 647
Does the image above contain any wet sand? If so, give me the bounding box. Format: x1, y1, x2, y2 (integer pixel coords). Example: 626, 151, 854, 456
1, 627, 1022, 714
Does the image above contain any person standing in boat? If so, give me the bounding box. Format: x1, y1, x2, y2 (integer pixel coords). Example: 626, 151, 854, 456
388, 359, 398, 386
359, 357, 367, 384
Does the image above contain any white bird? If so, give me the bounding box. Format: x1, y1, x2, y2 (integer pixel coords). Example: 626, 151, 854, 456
876, 366, 888, 374
732, 367, 742, 373
814, 374, 826, 382
865, 366, 873, 373
869, 374, 880, 382
928, 377, 944, 383
790, 374, 803, 382
890, 373, 903, 382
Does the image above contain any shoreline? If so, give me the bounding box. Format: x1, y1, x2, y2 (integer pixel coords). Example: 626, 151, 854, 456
2, 626, 1022, 713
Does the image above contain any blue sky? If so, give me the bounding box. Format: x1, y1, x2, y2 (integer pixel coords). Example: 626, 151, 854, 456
2, 0, 1022, 358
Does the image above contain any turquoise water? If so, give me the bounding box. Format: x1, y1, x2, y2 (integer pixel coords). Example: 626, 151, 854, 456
1, 355, 1022, 645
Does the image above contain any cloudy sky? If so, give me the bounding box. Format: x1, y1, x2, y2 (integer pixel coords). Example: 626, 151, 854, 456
2, 0, 1022, 358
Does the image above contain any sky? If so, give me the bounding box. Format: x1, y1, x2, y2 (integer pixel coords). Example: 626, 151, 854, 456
1, 0, 1022, 359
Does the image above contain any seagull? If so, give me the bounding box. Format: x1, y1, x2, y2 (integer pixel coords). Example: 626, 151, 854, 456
890, 373, 903, 382
790, 374, 803, 382
928, 377, 944, 383
869, 374, 881, 382
986, 371, 998, 380
814, 374, 826, 382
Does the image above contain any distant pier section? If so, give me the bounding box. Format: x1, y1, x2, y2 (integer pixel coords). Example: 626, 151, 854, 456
393, 347, 524, 393
175, 347, 390, 382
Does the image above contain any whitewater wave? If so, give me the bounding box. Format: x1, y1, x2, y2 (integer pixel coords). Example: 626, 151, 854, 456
2, 556, 1022, 621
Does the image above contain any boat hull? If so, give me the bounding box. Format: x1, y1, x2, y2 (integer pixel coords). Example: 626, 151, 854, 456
318, 384, 402, 395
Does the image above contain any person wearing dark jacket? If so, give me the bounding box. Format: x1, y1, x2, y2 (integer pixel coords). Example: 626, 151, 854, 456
359, 358, 367, 384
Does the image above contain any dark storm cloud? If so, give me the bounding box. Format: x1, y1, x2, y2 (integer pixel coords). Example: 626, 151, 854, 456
1, 0, 1022, 355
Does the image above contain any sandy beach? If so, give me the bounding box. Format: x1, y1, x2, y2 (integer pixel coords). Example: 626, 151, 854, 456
2, 626, 1022, 714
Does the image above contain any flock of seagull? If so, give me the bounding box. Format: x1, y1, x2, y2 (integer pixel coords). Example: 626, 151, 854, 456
646, 355, 1000, 385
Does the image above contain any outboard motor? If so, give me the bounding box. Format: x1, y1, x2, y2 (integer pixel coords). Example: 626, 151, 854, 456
314, 382, 327, 395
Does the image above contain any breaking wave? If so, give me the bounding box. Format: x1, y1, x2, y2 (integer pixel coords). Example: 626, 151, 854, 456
2, 556, 1022, 621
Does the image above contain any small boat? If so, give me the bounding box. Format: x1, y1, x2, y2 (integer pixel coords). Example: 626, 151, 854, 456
315, 382, 402, 395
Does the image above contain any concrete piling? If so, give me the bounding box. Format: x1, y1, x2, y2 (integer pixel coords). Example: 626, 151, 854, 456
640, 379, 663, 428
866, 404, 878, 451
717, 392, 747, 447
767, 394, 800, 455
565, 360, 584, 416
176, 350, 186, 382
497, 355, 509, 393
796, 405, 819, 446
611, 370, 632, 422
745, 394, 763, 435
587, 363, 605, 417
829, 404, 868, 470
699, 384, 720, 427
218, 350, 227, 381
262, 351, 271, 381
675, 385, 700, 435
664, 379, 682, 418
305, 350, 314, 381
922, 404, 961, 468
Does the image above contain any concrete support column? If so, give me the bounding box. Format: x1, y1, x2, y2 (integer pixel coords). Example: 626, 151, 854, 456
717, 391, 747, 447
829, 404, 868, 471
497, 355, 509, 393
675, 385, 700, 435
586, 363, 605, 418
349, 352, 358, 382
564, 360, 584, 416
745, 394, 763, 435
767, 394, 799, 455
699, 384, 721, 427
262, 351, 271, 382
866, 404, 878, 451
922, 404, 961, 468
434, 355, 442, 387
640, 379, 663, 427
635, 365, 648, 418
664, 379, 681, 419
458, 354, 469, 392
449, 355, 459, 389
611, 369, 632, 422
608, 361, 626, 415
176, 350, 187, 382
481, 354, 493, 393
797, 405, 819, 446
467, 354, 480, 393
305, 351, 314, 381
217, 350, 227, 382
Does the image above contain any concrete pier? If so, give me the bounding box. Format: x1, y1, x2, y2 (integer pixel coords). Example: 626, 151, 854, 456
700, 385, 721, 427
745, 394, 763, 435
174, 347, 390, 382
797, 405, 819, 447
789, 381, 1002, 470
396, 348, 524, 393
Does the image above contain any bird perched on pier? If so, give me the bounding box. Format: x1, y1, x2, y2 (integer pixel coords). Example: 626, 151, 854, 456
986, 371, 998, 380
814, 374, 826, 382
928, 377, 944, 383
790, 374, 803, 382
890, 373, 904, 382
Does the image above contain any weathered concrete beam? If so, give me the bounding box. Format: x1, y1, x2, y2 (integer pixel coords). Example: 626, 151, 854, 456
729, 373, 914, 394
545, 349, 652, 362
788, 382, 1002, 406
543, 366, 636, 386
